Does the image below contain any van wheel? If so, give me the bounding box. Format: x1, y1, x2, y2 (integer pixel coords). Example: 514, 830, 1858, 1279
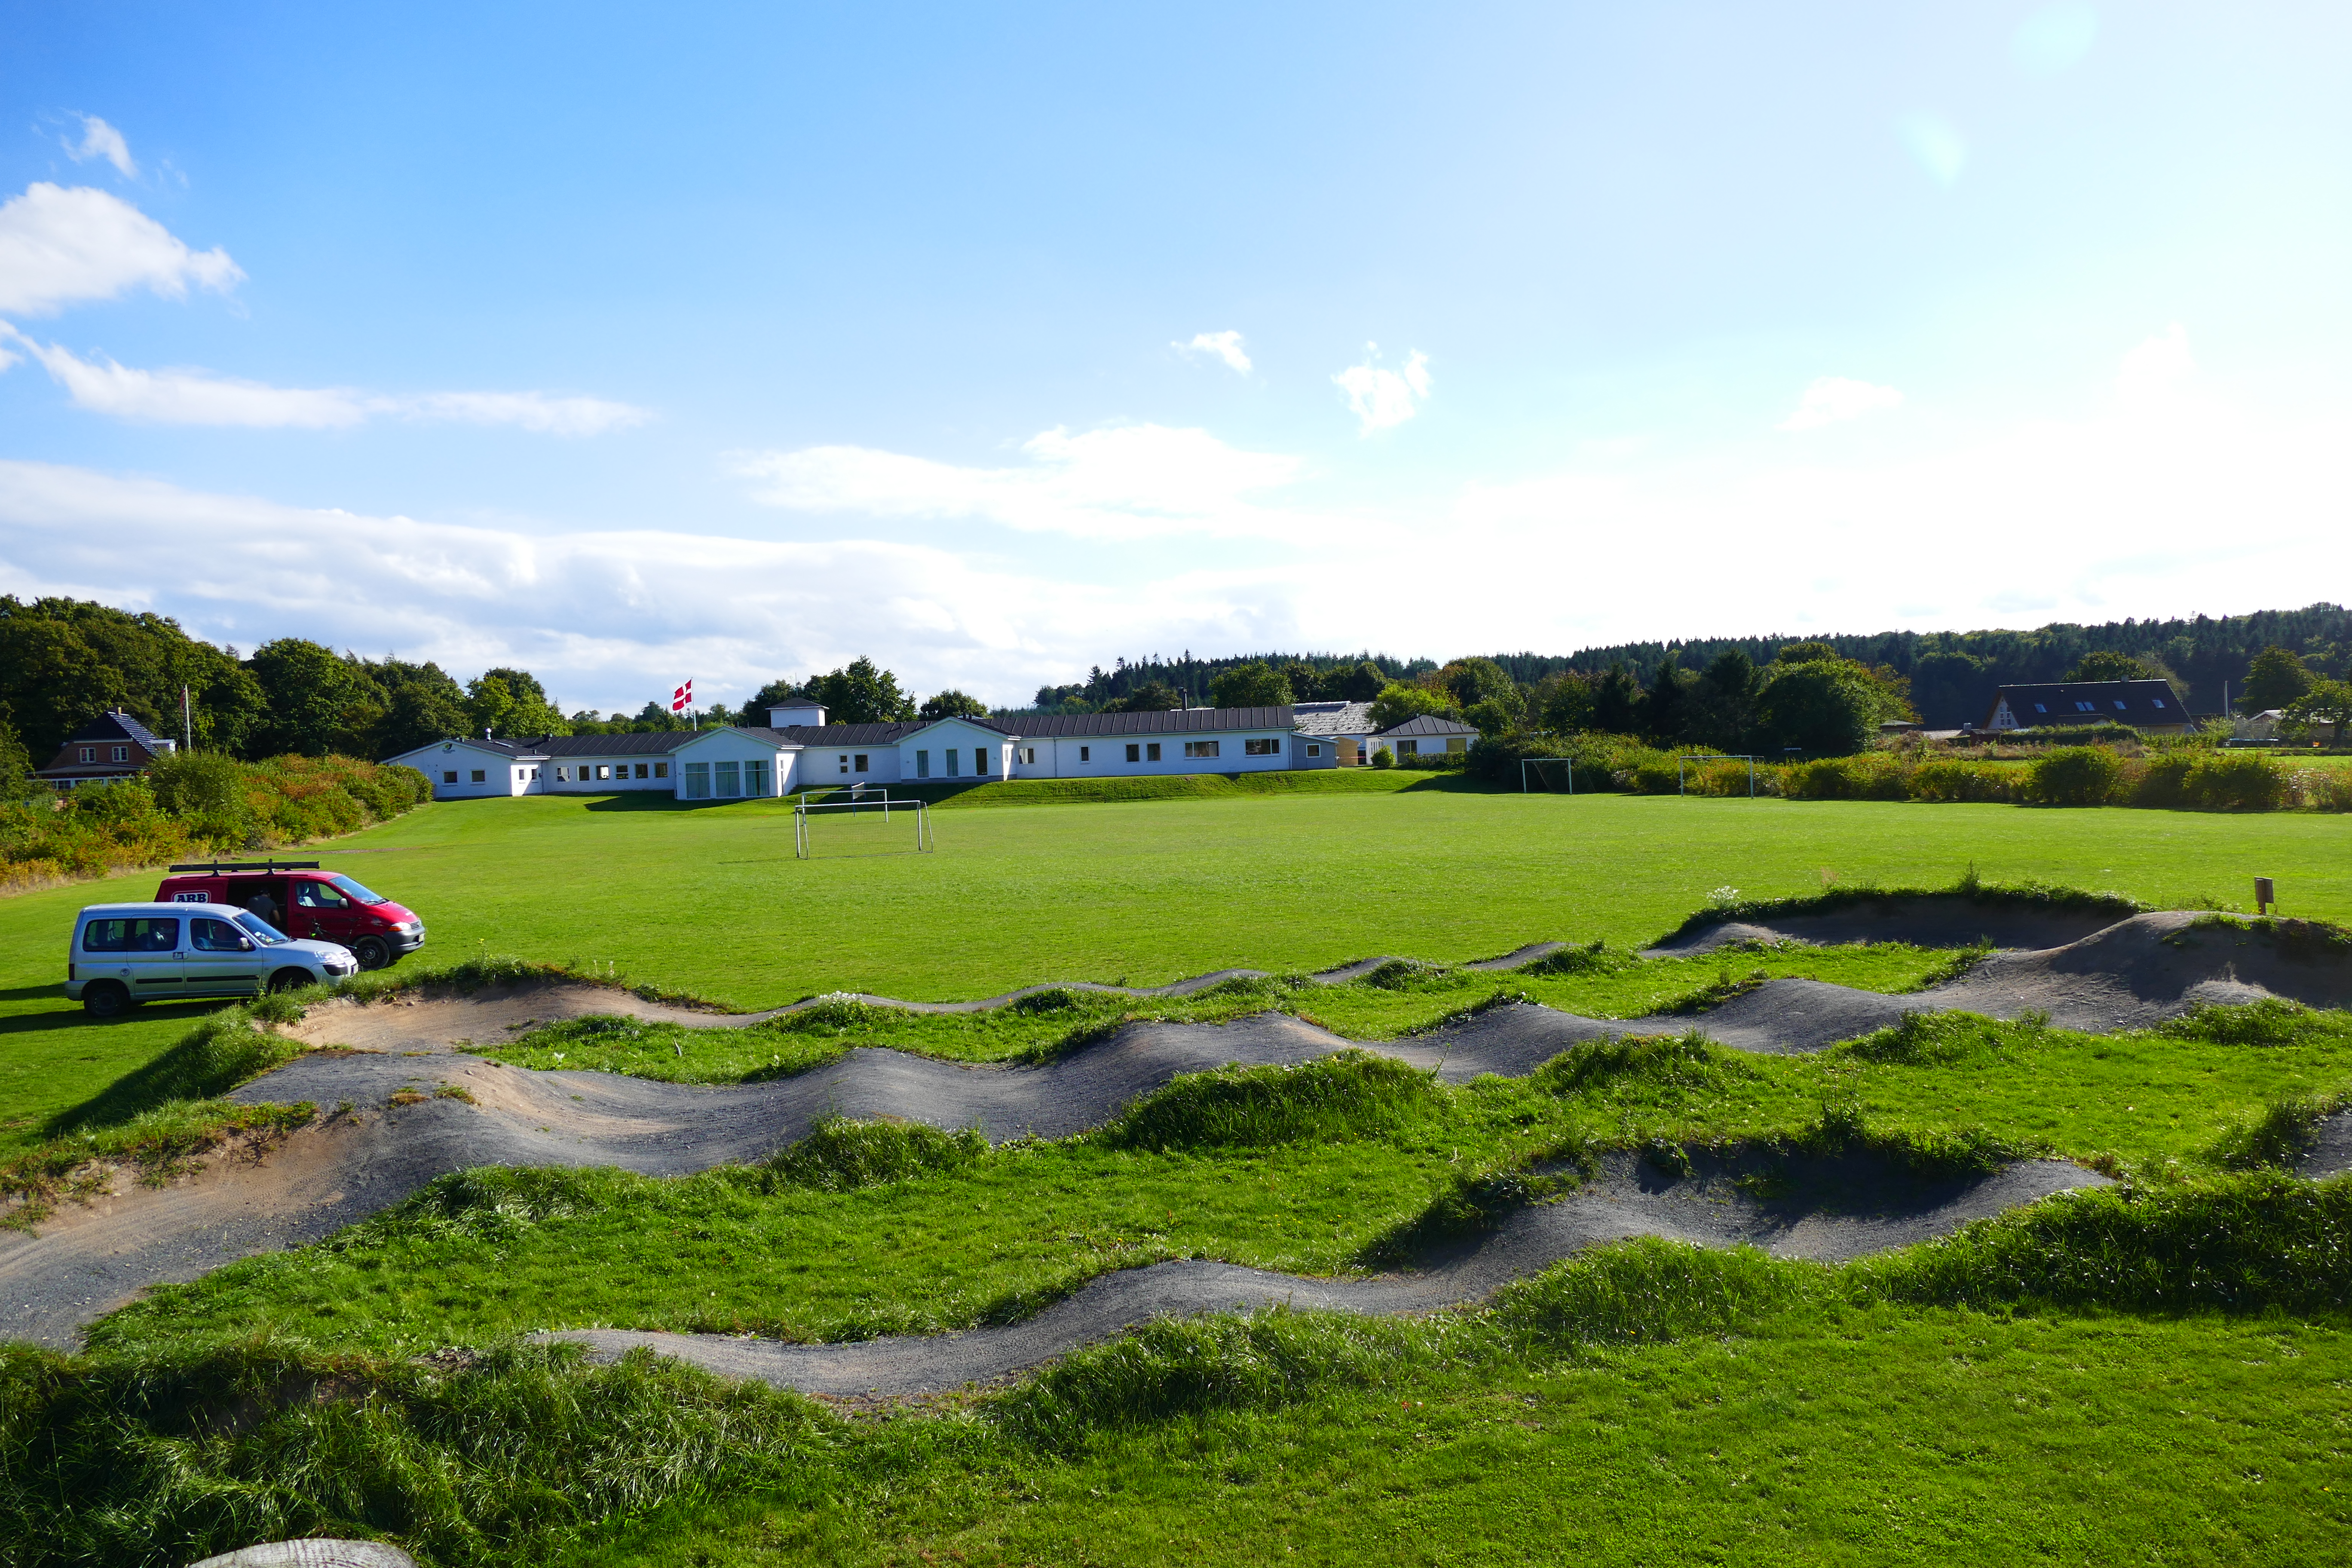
82, 981, 133, 1017
268, 969, 315, 995
352, 936, 393, 971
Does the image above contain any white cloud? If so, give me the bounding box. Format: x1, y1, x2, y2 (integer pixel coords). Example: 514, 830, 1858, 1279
1, 330, 2341, 713
2115, 322, 2193, 401
1779, 376, 1905, 432
0, 182, 241, 315
1897, 114, 1968, 186
0, 459, 1307, 712
2013, 6, 2099, 75
65, 115, 138, 178
738, 422, 1326, 541
1174, 330, 1252, 374
0, 328, 650, 434
1332, 345, 1431, 434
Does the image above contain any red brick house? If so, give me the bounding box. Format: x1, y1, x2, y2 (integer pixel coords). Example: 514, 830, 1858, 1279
35, 710, 177, 790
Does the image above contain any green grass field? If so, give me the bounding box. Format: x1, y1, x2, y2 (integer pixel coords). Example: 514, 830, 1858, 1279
6, 785, 2349, 1151
9, 784, 2352, 1568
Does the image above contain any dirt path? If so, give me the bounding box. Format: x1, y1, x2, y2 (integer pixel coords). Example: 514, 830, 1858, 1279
552, 1149, 2109, 1396
8, 910, 2344, 1351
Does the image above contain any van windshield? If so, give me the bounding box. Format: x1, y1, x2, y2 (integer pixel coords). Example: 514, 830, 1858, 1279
235, 912, 292, 946
329, 874, 386, 905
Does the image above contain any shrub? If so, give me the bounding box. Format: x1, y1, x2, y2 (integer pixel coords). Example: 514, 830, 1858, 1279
1369, 745, 1395, 769
2291, 768, 2352, 812
2183, 752, 2286, 811
1905, 760, 2018, 803
1782, 756, 1908, 801
2024, 745, 2124, 806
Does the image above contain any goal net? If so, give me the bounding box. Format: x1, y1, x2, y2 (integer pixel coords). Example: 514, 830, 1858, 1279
1519, 758, 1577, 794
793, 793, 936, 859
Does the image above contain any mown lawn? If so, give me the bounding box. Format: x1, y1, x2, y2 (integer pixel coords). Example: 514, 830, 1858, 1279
5, 786, 2349, 1154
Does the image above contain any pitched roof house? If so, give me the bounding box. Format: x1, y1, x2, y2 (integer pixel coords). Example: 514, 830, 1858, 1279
35, 710, 177, 789
1981, 680, 2190, 735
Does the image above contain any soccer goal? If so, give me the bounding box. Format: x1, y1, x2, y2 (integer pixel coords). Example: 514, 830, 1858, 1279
1676, 755, 1761, 797
793, 790, 935, 859
1519, 757, 1576, 794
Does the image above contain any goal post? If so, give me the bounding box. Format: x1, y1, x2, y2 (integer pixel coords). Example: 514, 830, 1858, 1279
1519, 757, 1575, 794
1675, 754, 1760, 798
793, 791, 935, 859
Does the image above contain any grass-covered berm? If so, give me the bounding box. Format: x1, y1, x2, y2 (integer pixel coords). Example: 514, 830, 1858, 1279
3, 987, 2341, 1566
9, 1174, 2350, 1566
9, 777, 2352, 1153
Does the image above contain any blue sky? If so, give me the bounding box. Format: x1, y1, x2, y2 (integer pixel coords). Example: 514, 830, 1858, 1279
3, 3, 2347, 713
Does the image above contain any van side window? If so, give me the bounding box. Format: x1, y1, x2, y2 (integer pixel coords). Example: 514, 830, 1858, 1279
83, 917, 178, 952
192, 918, 246, 951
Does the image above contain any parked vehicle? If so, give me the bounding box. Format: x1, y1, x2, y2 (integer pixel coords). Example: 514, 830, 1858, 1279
67, 901, 361, 1016
154, 860, 426, 971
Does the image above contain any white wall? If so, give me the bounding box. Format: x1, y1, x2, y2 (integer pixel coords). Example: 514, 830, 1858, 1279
670, 729, 791, 801
1387, 733, 1471, 758
1012, 727, 1295, 780
800, 739, 904, 789
899, 719, 1014, 784
397, 741, 537, 799
545, 757, 673, 793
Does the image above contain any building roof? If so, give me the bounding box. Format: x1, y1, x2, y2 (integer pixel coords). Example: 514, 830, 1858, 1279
1985, 680, 2186, 729
1290, 701, 1375, 736
1004, 705, 1294, 738
774, 721, 944, 746
1376, 712, 1481, 738
521, 731, 706, 757
37, 709, 174, 779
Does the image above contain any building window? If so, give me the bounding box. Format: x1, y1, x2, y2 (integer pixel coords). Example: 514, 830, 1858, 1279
653, 762, 668, 778
2114, 701, 2127, 711
717, 760, 741, 797
598, 764, 612, 780
1080, 746, 1090, 762
1447, 737, 1467, 752
1185, 740, 1221, 759
944, 748, 959, 776
684, 762, 710, 799
1125, 744, 1139, 763
839, 753, 850, 774
1400, 740, 1420, 756
2152, 698, 2167, 708
634, 763, 648, 778
1308, 744, 1321, 757
1244, 738, 1277, 756
2034, 703, 2047, 713
974, 748, 988, 776
745, 760, 769, 796
78, 747, 94, 763
854, 753, 869, 772
916, 749, 930, 778
1021, 747, 1036, 764
1147, 743, 1162, 761
443, 770, 458, 784
470, 769, 487, 783
111, 745, 129, 763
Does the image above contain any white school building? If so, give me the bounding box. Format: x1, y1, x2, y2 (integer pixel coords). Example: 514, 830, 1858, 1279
383, 699, 1479, 803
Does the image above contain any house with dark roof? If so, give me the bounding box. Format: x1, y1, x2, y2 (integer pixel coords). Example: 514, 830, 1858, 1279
382, 695, 1483, 802
1374, 711, 1480, 760
1981, 679, 2191, 735
35, 710, 178, 789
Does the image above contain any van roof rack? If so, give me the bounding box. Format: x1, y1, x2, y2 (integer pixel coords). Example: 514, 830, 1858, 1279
166, 860, 323, 873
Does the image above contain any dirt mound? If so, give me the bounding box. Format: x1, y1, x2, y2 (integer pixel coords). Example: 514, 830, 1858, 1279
1930, 913, 2352, 1029
286, 942, 1575, 1055
552, 1149, 2109, 1396
1648, 895, 2127, 956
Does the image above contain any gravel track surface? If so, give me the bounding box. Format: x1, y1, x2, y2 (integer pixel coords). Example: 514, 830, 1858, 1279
7, 908, 2344, 1351
551, 1150, 2111, 1396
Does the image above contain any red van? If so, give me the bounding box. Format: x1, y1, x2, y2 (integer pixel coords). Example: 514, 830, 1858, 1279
154, 860, 427, 971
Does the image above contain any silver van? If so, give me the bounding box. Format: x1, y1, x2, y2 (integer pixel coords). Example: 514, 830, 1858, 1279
67, 900, 361, 1017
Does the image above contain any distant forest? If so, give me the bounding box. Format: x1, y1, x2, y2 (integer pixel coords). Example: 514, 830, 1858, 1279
1030, 605, 2351, 729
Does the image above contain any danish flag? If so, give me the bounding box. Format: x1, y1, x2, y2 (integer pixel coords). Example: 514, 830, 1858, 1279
670, 679, 692, 714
